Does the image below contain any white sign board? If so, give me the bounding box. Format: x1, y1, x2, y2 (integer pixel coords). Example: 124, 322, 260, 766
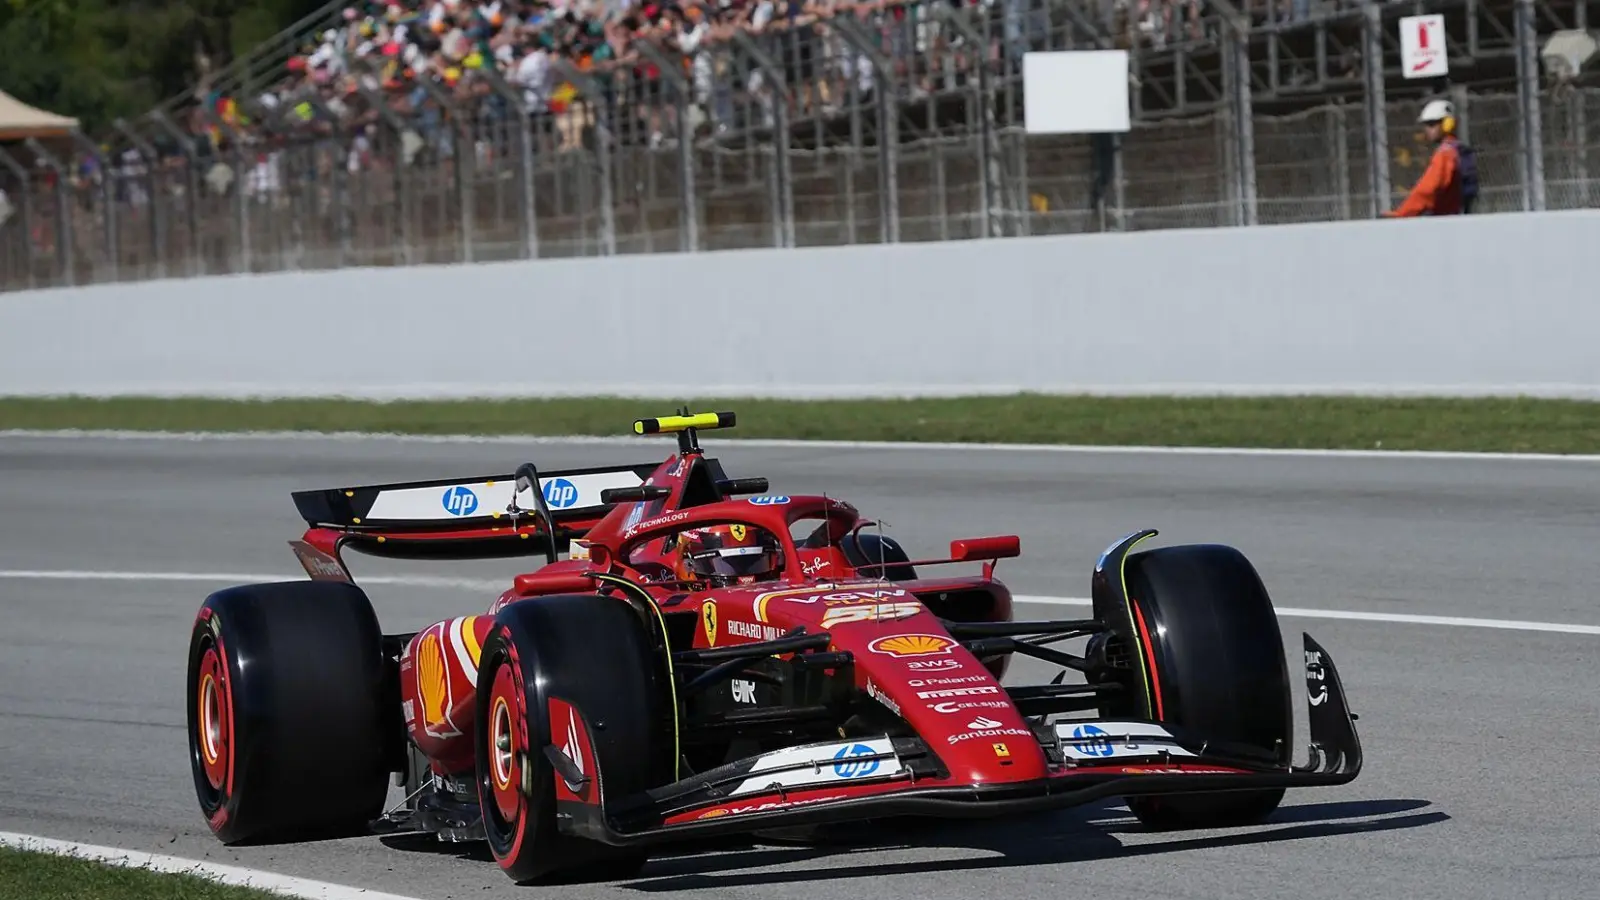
1023, 51, 1131, 134
1400, 14, 1449, 79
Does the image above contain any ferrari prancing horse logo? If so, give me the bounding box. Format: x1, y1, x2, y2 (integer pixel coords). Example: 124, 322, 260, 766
702, 601, 718, 647
729, 524, 747, 541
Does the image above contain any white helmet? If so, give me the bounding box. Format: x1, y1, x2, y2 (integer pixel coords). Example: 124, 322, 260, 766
1418, 99, 1455, 124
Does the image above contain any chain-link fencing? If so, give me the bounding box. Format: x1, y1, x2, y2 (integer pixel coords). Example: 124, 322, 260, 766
0, 0, 1588, 292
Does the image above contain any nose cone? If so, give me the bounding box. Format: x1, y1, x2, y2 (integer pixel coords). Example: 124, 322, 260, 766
861, 648, 1049, 784
735, 583, 1050, 783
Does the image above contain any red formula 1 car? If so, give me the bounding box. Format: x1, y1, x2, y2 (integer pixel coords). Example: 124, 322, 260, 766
186, 412, 1363, 883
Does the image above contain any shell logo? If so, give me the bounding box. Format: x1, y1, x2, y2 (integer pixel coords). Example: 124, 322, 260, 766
418, 631, 449, 731
868, 634, 956, 658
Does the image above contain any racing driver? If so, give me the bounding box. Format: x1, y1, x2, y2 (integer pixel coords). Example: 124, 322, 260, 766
674, 524, 784, 588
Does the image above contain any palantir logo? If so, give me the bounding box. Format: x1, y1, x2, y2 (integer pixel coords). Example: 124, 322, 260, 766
441, 485, 479, 517
832, 743, 880, 779
542, 477, 580, 509
1070, 724, 1114, 757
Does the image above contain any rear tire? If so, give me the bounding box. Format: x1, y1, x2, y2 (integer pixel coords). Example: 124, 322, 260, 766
186, 581, 392, 844
1095, 544, 1292, 830
475, 594, 674, 883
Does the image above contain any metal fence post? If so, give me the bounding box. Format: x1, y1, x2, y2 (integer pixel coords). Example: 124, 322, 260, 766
24, 138, 73, 287
1331, 100, 1352, 219
1361, 0, 1391, 217
552, 59, 617, 256
831, 17, 900, 244
477, 66, 541, 259
199, 108, 252, 273
0, 147, 37, 290
293, 93, 353, 270
1568, 89, 1587, 204
146, 111, 203, 277
410, 76, 475, 263
1228, 17, 1258, 225
71, 131, 120, 282
636, 40, 700, 253
240, 97, 301, 272
730, 32, 795, 248
1447, 82, 1471, 144
945, 6, 1003, 238
1513, 0, 1547, 210
355, 84, 416, 267
113, 119, 168, 279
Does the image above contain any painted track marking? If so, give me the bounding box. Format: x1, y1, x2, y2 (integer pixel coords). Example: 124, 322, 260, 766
1, 570, 1596, 636
1011, 594, 1600, 637
0, 831, 427, 900
4, 428, 1600, 462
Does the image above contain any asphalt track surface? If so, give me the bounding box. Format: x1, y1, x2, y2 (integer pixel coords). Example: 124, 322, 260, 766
2, 433, 1598, 900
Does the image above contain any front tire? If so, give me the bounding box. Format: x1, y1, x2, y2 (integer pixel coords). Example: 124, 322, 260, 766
186, 581, 393, 844
1095, 543, 1292, 830
475, 593, 674, 883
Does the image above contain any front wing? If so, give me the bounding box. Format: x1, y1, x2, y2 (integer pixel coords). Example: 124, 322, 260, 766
557, 633, 1363, 847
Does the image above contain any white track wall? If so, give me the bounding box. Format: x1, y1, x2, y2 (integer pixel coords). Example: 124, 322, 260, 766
3, 211, 1598, 399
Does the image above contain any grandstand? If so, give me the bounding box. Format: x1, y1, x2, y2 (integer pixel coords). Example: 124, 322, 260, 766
0, 0, 1594, 290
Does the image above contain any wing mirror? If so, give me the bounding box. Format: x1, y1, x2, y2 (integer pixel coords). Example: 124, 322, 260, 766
949, 535, 1021, 561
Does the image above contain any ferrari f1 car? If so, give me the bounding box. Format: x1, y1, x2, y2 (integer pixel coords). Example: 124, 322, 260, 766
186, 411, 1362, 883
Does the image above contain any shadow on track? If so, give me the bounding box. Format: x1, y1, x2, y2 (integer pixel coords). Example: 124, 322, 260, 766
377, 831, 498, 863
611, 797, 1448, 891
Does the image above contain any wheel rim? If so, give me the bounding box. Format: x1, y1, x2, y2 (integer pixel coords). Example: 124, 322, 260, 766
476, 643, 534, 864
195, 644, 233, 794
485, 660, 524, 824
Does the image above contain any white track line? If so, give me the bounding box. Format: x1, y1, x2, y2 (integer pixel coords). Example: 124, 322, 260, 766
2, 569, 1596, 636
3, 428, 1599, 462
1011, 595, 1600, 637
0, 832, 427, 900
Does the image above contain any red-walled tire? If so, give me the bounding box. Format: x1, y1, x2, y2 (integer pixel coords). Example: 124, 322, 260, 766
187, 581, 392, 844
475, 593, 673, 883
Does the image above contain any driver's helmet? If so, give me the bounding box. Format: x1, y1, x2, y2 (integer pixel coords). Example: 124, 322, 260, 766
674, 524, 783, 587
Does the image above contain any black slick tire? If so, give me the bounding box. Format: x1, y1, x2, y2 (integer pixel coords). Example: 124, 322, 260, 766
474, 593, 673, 883
1101, 544, 1293, 829
186, 580, 392, 844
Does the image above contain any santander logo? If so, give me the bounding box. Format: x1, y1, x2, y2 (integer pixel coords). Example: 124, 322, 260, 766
966, 716, 1004, 730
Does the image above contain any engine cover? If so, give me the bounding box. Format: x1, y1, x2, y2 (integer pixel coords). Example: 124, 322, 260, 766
401, 615, 496, 774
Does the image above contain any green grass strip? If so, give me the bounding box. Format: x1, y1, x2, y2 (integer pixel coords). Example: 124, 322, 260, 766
0, 846, 283, 900
1, 394, 1598, 454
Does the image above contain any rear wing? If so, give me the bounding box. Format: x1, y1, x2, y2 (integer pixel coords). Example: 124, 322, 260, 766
289, 410, 748, 570
291, 461, 660, 561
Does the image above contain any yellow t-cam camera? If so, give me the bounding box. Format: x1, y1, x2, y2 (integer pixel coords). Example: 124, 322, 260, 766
633, 412, 737, 435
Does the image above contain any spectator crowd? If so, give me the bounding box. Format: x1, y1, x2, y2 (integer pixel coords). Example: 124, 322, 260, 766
181, 0, 1222, 165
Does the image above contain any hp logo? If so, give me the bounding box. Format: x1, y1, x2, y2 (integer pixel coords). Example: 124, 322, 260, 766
1069, 724, 1114, 757
831, 743, 880, 779
542, 477, 580, 509
748, 495, 791, 506
441, 486, 479, 517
